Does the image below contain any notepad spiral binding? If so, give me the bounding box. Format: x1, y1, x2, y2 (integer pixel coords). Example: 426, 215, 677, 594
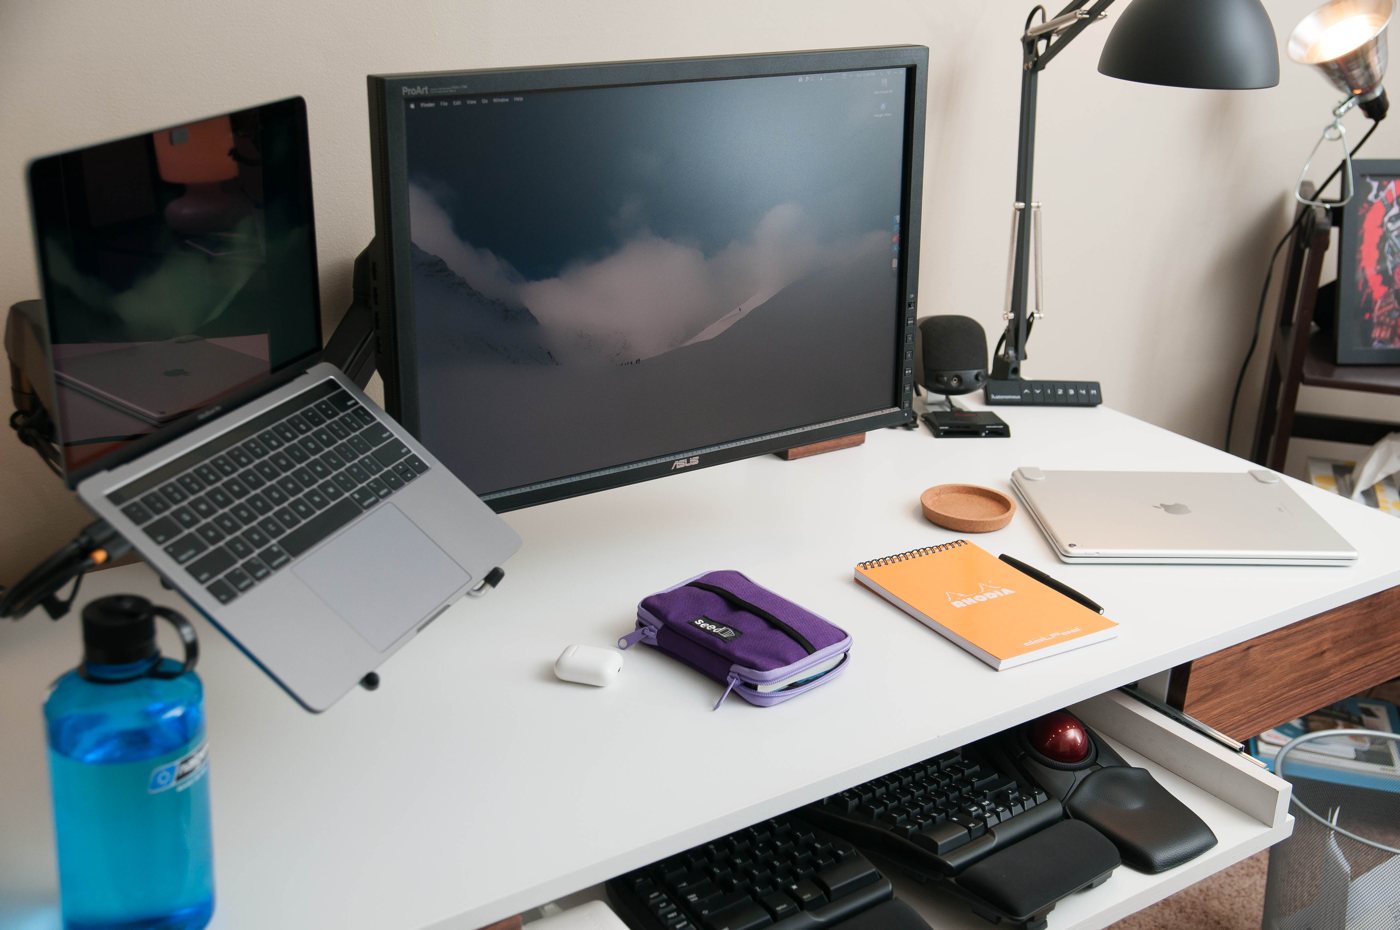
856, 539, 968, 570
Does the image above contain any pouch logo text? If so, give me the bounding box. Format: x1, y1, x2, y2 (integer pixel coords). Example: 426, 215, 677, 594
947, 583, 1015, 609
691, 616, 741, 640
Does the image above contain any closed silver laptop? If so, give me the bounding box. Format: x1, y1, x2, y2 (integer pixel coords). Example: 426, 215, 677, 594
1011, 467, 1357, 565
29, 98, 521, 711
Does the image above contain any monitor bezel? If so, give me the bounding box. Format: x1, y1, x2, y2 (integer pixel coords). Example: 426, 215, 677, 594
368, 46, 927, 511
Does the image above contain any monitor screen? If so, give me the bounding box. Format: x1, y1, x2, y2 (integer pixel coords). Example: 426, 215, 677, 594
369, 47, 925, 509
28, 97, 322, 485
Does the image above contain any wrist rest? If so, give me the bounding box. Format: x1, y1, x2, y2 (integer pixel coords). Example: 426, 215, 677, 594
1066, 765, 1217, 873
953, 819, 1120, 929
826, 898, 937, 929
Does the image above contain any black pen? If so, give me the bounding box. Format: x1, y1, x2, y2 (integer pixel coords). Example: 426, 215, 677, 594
1118, 685, 1268, 767
998, 553, 1104, 614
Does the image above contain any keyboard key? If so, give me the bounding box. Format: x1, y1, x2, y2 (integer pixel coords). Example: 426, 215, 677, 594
326, 418, 352, 441
302, 407, 326, 427
320, 448, 346, 470
279, 497, 363, 558
312, 427, 335, 447
242, 437, 269, 459
264, 485, 290, 506
351, 487, 378, 509
141, 491, 171, 515
275, 476, 302, 498
373, 442, 411, 469
164, 534, 208, 565
314, 399, 338, 420
206, 578, 238, 605
290, 466, 316, 490
243, 557, 271, 582
213, 512, 242, 536
274, 508, 302, 531
306, 458, 332, 481
382, 470, 405, 492
247, 493, 274, 517
196, 524, 226, 547
393, 462, 418, 484
258, 429, 284, 451
177, 473, 206, 495
187, 547, 234, 584
365, 478, 391, 499
297, 435, 323, 456
170, 506, 200, 530
228, 446, 254, 469
405, 455, 429, 474
194, 463, 221, 485
304, 488, 330, 511
258, 544, 291, 569
207, 487, 234, 510
287, 413, 312, 435
346, 434, 373, 456
285, 444, 310, 465
346, 463, 371, 484
273, 422, 297, 444
121, 500, 154, 525
159, 482, 188, 505
226, 535, 255, 561
223, 477, 250, 499
289, 498, 316, 521
143, 516, 179, 546
318, 480, 344, 502
211, 455, 237, 478
189, 496, 217, 520
225, 568, 255, 593
361, 423, 393, 447
328, 390, 357, 411
244, 525, 274, 549
333, 471, 358, 494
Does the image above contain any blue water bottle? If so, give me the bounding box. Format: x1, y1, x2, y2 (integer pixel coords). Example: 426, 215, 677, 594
44, 595, 214, 929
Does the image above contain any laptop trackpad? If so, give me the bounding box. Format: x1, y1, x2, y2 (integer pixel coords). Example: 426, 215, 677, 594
293, 504, 471, 651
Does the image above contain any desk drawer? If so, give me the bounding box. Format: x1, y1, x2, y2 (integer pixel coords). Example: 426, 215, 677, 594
889, 690, 1293, 930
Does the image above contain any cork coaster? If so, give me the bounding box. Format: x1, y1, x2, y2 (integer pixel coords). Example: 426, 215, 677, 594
920, 484, 1016, 533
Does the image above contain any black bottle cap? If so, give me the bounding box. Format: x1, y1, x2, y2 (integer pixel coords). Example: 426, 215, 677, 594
81, 595, 159, 667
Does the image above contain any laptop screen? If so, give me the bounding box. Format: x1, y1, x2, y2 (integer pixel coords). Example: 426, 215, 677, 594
27, 97, 322, 485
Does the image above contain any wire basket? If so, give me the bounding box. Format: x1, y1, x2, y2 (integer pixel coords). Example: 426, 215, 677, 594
1261, 728, 1400, 930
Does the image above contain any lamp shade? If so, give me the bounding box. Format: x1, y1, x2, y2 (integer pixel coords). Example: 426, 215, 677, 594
1289, 0, 1391, 101
1098, 0, 1280, 89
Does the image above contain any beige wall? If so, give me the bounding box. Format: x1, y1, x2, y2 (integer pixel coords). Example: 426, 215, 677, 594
3, 0, 1398, 581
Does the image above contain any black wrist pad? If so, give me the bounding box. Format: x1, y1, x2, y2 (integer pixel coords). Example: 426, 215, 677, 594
1066, 766, 1217, 873
955, 819, 1119, 926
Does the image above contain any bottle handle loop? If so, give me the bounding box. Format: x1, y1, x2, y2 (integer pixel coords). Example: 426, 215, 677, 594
150, 606, 199, 678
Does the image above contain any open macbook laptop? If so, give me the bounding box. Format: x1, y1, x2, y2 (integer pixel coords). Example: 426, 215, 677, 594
1010, 467, 1357, 565
28, 97, 521, 711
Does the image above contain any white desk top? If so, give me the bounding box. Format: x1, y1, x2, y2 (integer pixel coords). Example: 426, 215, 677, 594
3, 405, 1399, 930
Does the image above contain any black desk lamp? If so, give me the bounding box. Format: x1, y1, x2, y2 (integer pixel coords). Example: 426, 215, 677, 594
985, 0, 1280, 407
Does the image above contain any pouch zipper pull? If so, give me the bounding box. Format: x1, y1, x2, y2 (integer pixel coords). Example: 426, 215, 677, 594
713, 673, 741, 711
618, 625, 656, 650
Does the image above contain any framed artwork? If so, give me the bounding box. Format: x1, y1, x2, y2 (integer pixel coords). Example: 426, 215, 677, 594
1337, 159, 1400, 364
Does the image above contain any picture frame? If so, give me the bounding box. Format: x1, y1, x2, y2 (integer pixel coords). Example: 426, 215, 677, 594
1336, 158, 1400, 364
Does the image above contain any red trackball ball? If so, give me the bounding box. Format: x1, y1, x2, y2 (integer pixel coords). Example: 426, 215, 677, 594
1031, 711, 1091, 764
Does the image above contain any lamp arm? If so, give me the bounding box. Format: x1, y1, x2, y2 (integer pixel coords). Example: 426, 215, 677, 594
993, 0, 1118, 380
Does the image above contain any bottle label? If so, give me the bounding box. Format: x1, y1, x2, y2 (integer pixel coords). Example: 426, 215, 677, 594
147, 741, 209, 794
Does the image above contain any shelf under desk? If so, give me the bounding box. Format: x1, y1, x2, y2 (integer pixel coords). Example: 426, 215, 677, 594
2, 404, 1399, 929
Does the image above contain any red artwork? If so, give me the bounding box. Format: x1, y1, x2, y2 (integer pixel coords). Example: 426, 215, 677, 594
1354, 177, 1400, 349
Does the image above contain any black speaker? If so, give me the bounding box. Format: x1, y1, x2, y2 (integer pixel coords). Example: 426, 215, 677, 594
914, 315, 987, 396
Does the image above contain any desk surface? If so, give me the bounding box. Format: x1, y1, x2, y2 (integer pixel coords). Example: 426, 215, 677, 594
3, 405, 1400, 930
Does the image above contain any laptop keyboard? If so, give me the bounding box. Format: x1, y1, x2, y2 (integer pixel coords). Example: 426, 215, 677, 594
107, 379, 430, 605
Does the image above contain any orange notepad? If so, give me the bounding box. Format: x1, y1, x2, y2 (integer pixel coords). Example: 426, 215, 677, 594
854, 539, 1117, 669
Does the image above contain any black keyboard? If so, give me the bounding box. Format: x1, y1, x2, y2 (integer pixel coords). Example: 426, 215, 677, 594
803, 742, 1059, 876
607, 814, 933, 930
803, 742, 1119, 930
107, 378, 430, 605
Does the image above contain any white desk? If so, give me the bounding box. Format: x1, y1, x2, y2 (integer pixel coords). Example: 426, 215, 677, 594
3, 405, 1399, 930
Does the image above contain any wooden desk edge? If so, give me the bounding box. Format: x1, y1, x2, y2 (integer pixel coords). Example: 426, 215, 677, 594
1169, 582, 1400, 740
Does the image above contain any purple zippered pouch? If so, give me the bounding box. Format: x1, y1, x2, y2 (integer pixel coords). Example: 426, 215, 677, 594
621, 570, 851, 709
